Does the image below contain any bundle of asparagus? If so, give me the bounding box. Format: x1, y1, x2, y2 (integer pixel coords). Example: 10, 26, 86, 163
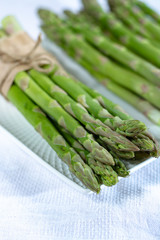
38, 9, 160, 125
1, 16, 158, 193
64, 11, 160, 87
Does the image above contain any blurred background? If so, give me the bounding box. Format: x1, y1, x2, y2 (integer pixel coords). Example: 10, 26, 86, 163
1, 0, 159, 39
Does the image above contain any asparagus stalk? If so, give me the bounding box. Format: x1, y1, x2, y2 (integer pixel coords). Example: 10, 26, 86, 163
76, 79, 132, 121
74, 80, 138, 118
134, 1, 160, 24
57, 128, 121, 185
97, 137, 134, 159
111, 156, 129, 177
64, 16, 160, 86
29, 69, 139, 153
108, 4, 160, 48
14, 71, 115, 165
110, 0, 160, 42
7, 85, 100, 193
81, 0, 160, 67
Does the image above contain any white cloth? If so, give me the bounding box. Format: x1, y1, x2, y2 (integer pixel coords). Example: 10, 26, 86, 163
0, 1, 160, 240
0, 127, 160, 240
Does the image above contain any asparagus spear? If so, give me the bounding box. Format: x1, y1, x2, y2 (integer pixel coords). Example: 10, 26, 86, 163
75, 79, 132, 121
29, 69, 139, 153
108, 4, 160, 48
134, 1, 160, 24
110, 0, 160, 42
64, 16, 160, 86
14, 71, 115, 165
7, 85, 100, 193
57, 128, 120, 185
108, 3, 144, 36
81, 0, 160, 67
97, 137, 134, 159
108, 150, 129, 177
59, 128, 129, 177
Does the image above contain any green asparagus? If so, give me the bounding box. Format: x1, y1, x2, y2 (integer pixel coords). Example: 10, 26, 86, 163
81, 0, 160, 67
57, 128, 120, 185
39, 16, 160, 126
64, 16, 160, 86
59, 128, 129, 177
64, 9, 118, 43
31, 66, 155, 155
108, 3, 160, 48
39, 14, 160, 109
109, 0, 160, 42
134, 1, 160, 24
1, 13, 160, 194
50, 74, 146, 138
77, 61, 160, 126
14, 71, 115, 165
75, 79, 132, 121
7, 85, 100, 192
69, 57, 160, 156
29, 69, 140, 153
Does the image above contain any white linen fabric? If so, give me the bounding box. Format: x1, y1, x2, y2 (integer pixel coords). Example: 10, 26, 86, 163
0, 1, 160, 240
0, 127, 160, 240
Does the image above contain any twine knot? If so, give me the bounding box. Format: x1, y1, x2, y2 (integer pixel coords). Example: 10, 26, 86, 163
0, 34, 54, 73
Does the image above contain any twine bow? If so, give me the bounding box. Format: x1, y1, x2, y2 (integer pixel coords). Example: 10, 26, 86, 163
0, 34, 54, 73
0, 33, 55, 96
